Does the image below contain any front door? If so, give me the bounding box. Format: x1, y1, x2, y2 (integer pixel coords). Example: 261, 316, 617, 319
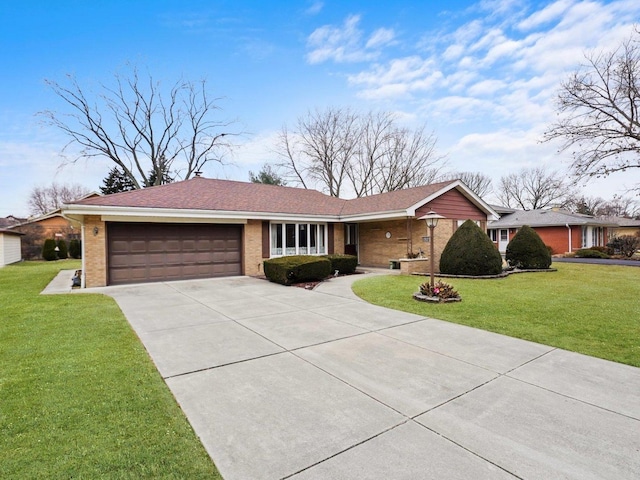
498, 229, 509, 253
344, 223, 358, 260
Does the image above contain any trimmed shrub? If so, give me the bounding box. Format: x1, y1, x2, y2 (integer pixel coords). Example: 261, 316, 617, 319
69, 239, 82, 259
439, 220, 503, 276
264, 255, 332, 286
506, 225, 552, 269
325, 254, 357, 275
56, 239, 68, 259
42, 239, 58, 261
589, 245, 613, 255
575, 248, 610, 259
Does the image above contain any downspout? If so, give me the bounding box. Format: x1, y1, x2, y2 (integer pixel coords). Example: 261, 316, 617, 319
565, 224, 572, 253
80, 224, 86, 288
61, 211, 85, 288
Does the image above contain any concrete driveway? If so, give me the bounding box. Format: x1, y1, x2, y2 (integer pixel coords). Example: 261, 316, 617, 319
91, 274, 640, 480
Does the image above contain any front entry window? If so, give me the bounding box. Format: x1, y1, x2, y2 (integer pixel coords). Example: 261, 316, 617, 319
270, 222, 327, 256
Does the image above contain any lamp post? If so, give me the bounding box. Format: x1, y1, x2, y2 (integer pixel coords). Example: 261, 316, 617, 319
418, 211, 444, 288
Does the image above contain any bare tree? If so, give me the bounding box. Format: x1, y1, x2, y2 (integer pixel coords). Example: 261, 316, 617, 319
439, 171, 493, 198
40, 66, 237, 189
277, 107, 358, 197
28, 182, 92, 215
567, 195, 606, 215
277, 108, 444, 197
597, 195, 639, 217
370, 123, 443, 194
496, 167, 577, 210
544, 28, 640, 191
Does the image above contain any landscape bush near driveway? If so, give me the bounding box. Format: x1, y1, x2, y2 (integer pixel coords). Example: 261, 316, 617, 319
439, 219, 503, 276
0, 261, 221, 479
353, 263, 640, 367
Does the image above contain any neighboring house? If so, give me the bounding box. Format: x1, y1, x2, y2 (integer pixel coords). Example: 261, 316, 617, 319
0, 215, 27, 228
603, 217, 640, 238
12, 193, 99, 259
0, 229, 24, 267
488, 209, 617, 255
62, 177, 499, 287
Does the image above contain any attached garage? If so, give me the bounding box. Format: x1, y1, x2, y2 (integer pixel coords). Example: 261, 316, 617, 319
107, 222, 242, 285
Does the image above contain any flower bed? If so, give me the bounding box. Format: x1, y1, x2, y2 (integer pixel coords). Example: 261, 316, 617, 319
413, 280, 461, 303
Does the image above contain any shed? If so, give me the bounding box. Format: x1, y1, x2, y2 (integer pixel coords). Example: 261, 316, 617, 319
0, 229, 24, 266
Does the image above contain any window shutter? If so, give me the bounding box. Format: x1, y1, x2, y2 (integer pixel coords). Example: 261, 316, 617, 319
328, 223, 334, 254
262, 221, 270, 258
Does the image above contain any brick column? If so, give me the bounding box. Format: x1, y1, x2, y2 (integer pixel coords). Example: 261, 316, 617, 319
83, 216, 107, 287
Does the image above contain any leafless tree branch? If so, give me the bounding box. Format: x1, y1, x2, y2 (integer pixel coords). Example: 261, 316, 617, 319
40, 65, 238, 188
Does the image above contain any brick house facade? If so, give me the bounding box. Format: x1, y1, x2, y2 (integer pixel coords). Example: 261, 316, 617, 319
63, 178, 498, 287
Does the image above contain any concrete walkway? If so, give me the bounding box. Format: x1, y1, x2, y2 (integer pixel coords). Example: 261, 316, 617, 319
50, 272, 640, 479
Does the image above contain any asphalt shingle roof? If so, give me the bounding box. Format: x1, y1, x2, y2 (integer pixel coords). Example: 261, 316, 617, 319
70, 177, 460, 217
489, 209, 617, 228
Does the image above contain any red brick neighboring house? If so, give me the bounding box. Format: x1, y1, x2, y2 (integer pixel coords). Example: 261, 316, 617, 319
487, 209, 617, 255
62, 177, 499, 287
11, 193, 99, 259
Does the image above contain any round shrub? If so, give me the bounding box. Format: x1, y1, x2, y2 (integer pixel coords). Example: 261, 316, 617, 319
506, 225, 552, 269
439, 219, 503, 276
42, 239, 58, 261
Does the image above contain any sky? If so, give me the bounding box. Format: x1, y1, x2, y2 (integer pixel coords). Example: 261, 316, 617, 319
1, 0, 639, 217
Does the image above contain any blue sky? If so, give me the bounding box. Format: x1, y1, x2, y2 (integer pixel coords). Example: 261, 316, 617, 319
1, 0, 639, 216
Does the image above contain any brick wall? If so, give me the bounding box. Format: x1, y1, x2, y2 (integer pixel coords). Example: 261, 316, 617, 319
244, 220, 263, 276
83, 216, 107, 287
333, 223, 345, 255
358, 218, 453, 270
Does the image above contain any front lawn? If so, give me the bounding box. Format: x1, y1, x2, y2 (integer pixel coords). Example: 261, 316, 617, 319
353, 263, 640, 367
0, 261, 221, 479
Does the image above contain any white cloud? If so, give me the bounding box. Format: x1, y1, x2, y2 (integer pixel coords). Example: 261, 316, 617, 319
468, 79, 507, 96
305, 14, 395, 64
518, 0, 575, 31
366, 27, 395, 49
305, 1, 324, 16
306, 15, 370, 64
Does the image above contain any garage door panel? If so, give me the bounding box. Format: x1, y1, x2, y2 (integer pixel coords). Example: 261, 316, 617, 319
130, 241, 147, 253
108, 223, 242, 285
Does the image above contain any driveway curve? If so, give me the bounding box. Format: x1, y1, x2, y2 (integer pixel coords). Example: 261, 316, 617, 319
93, 273, 640, 480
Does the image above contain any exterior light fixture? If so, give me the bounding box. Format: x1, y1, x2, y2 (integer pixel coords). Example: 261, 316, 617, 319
93, 226, 99, 236
418, 210, 445, 287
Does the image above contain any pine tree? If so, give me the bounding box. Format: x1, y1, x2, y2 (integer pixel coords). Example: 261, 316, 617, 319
100, 167, 136, 194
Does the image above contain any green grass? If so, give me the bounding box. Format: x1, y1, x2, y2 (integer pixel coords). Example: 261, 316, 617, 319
353, 263, 640, 367
0, 261, 221, 479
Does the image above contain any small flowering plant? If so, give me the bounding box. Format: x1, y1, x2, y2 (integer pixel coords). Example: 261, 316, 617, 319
419, 281, 459, 299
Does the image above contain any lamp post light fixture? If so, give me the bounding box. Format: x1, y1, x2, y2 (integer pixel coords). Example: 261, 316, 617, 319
418, 210, 445, 288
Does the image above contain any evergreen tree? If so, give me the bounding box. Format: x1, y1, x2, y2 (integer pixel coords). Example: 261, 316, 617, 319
69, 239, 82, 259
439, 220, 503, 276
42, 239, 57, 261
56, 239, 68, 259
506, 225, 552, 269
249, 163, 286, 186
101, 167, 136, 194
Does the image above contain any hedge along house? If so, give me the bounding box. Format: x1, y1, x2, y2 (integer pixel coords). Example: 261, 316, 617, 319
62, 177, 498, 288
487, 209, 617, 255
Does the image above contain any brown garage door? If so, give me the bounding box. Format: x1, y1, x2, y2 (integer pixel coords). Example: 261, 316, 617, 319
107, 222, 242, 285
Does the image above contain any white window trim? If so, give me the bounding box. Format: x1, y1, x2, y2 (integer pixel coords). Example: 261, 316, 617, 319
270, 222, 328, 257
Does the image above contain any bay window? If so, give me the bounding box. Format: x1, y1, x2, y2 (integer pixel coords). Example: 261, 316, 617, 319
270, 222, 327, 256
